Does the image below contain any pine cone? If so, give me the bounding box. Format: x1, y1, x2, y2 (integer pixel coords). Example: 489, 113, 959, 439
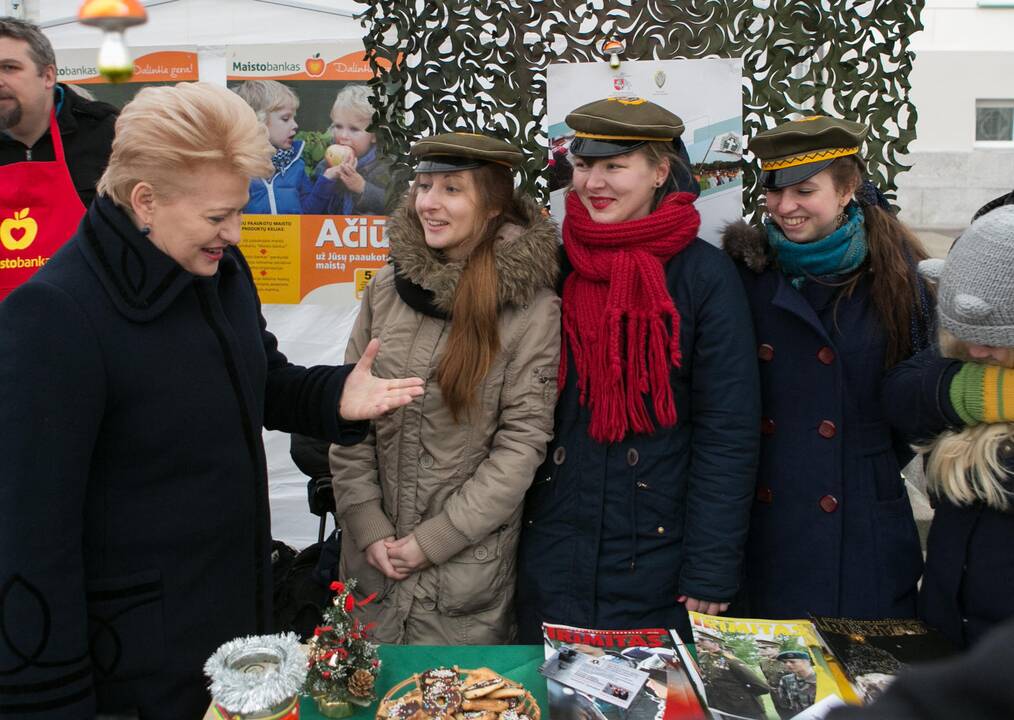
348, 668, 375, 698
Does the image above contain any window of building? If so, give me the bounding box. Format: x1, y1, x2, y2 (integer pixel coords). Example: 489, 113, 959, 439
976, 100, 1014, 144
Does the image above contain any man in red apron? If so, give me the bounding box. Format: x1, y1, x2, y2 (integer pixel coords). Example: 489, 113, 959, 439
0, 17, 117, 300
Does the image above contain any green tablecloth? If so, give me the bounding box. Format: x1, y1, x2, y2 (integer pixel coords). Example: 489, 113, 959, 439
300, 644, 546, 720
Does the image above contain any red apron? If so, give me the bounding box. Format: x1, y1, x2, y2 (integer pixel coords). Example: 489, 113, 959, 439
0, 109, 86, 301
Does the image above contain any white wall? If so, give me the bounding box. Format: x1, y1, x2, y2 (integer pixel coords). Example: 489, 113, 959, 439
895, 3, 1014, 227
907, 51, 1014, 153
915, 0, 1014, 54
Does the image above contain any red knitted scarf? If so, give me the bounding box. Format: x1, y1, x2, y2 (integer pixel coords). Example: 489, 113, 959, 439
560, 190, 701, 443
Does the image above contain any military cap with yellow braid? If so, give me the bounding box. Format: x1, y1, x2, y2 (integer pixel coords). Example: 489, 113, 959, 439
565, 96, 685, 158
750, 115, 868, 189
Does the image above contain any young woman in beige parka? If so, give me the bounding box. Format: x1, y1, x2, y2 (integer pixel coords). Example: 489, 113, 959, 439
330, 132, 561, 644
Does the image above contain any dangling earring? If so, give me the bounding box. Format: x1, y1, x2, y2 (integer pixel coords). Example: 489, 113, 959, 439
835, 208, 846, 228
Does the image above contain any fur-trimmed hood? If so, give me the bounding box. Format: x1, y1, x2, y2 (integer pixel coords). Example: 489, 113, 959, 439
387, 193, 560, 313
722, 220, 773, 274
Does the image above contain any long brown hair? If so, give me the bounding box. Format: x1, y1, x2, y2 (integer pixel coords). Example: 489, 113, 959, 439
408, 162, 525, 421
828, 156, 932, 368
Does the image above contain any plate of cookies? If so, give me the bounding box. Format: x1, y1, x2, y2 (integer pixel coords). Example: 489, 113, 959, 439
377, 667, 539, 720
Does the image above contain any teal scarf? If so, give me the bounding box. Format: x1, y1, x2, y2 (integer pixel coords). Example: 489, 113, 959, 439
765, 203, 867, 288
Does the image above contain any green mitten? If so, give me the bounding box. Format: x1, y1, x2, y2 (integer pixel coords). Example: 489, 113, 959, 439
949, 362, 1014, 425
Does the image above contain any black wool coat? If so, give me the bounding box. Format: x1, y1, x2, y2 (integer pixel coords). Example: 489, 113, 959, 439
723, 222, 926, 621
883, 346, 1014, 649
0, 85, 118, 207
516, 239, 761, 644
0, 197, 366, 719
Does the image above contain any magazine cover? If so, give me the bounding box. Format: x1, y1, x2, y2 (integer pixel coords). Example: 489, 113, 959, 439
810, 616, 958, 704
540, 623, 707, 720
680, 613, 849, 720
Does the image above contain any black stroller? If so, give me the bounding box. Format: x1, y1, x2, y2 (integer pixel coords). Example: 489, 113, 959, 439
271, 433, 342, 639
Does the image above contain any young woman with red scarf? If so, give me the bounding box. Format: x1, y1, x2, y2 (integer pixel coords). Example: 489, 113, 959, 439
516, 97, 761, 643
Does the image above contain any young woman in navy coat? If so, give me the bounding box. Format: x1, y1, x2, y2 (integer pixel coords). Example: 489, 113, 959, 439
723, 116, 934, 620
0, 83, 422, 720
516, 97, 760, 643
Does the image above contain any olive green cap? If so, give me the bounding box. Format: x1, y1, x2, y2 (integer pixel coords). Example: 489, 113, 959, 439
776, 650, 811, 662
410, 132, 522, 173
566, 96, 685, 158
750, 115, 868, 189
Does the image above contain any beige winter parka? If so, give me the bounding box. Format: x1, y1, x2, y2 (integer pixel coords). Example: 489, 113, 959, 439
330, 195, 561, 644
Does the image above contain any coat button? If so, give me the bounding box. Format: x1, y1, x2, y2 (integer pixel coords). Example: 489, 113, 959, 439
761, 418, 776, 435
419, 452, 434, 468
817, 346, 836, 365
473, 545, 489, 561
553, 446, 566, 465
819, 494, 839, 513
626, 448, 639, 466
758, 344, 774, 362
818, 420, 837, 439
420, 598, 437, 611
756, 486, 773, 504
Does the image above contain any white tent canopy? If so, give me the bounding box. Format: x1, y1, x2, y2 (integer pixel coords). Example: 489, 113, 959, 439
34, 0, 361, 44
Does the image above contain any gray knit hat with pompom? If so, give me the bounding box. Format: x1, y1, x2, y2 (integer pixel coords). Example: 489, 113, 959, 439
918, 205, 1014, 347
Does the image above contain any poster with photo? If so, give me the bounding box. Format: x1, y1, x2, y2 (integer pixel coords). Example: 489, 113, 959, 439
227, 42, 393, 305
547, 58, 743, 246
56, 47, 199, 107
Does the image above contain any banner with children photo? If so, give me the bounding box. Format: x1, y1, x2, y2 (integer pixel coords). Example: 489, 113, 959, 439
547, 57, 744, 246
56, 46, 199, 107
227, 42, 393, 305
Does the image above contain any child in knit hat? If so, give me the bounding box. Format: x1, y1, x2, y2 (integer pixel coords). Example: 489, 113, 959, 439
907, 205, 1014, 649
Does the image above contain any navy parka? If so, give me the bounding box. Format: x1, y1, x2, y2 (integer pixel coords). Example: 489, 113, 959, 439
516, 239, 761, 643
0, 197, 366, 719
883, 346, 1014, 648
724, 223, 925, 620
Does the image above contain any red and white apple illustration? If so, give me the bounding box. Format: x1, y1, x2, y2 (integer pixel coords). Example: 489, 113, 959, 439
305, 53, 325, 77
1, 208, 38, 251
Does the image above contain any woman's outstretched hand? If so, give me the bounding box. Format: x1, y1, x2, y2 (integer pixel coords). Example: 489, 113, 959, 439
339, 338, 424, 421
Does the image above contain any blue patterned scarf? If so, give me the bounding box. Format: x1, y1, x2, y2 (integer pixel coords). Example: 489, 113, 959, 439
271, 146, 297, 176
765, 202, 867, 288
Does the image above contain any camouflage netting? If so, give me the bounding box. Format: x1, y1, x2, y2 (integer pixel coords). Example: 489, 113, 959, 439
358, 0, 923, 222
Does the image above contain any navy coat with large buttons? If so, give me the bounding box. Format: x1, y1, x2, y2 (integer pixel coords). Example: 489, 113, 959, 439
722, 221, 926, 620
516, 238, 761, 643
0, 197, 366, 720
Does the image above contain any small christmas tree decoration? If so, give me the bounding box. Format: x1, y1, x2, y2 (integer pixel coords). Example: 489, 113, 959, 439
305, 578, 381, 718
